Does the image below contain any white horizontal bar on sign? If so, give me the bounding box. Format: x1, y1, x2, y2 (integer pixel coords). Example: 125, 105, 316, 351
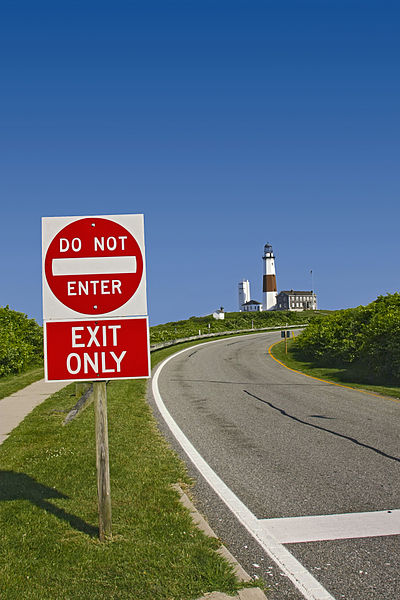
52, 256, 137, 276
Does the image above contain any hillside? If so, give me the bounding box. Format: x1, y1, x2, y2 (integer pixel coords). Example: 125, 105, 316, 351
149, 309, 330, 344
0, 305, 331, 377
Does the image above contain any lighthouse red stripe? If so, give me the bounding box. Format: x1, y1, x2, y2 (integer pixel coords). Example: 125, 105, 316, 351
263, 274, 277, 292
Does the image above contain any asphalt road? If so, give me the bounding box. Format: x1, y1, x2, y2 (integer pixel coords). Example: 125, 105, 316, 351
148, 332, 400, 600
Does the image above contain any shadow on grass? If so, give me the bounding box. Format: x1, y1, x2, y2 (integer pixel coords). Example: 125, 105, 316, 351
0, 471, 98, 537
334, 366, 400, 389
290, 347, 400, 390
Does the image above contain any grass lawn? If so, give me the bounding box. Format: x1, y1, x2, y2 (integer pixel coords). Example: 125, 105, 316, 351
0, 344, 258, 600
0, 366, 44, 400
270, 338, 400, 400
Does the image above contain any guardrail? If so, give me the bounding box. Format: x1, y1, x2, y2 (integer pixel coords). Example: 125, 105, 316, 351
149, 323, 307, 352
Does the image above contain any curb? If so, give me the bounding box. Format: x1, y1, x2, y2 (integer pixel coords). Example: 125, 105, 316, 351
172, 485, 267, 600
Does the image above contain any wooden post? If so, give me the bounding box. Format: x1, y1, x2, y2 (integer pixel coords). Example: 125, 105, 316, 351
93, 381, 112, 541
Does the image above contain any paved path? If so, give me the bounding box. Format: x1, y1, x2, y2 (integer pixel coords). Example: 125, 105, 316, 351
0, 379, 66, 444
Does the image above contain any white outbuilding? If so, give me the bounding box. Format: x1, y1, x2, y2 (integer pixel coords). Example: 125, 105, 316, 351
213, 307, 225, 320
242, 300, 263, 312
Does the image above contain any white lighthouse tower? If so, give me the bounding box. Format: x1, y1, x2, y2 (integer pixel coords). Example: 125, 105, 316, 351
238, 279, 250, 311
262, 242, 277, 310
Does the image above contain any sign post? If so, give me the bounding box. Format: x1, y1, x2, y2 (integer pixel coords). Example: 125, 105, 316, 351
281, 329, 291, 353
94, 381, 112, 541
42, 214, 149, 542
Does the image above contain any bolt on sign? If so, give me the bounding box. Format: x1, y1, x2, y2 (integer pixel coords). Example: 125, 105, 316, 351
42, 214, 150, 382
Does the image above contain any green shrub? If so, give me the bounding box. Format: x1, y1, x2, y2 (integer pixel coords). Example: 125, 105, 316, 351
0, 306, 43, 376
295, 293, 400, 382
295, 307, 370, 365
360, 300, 400, 380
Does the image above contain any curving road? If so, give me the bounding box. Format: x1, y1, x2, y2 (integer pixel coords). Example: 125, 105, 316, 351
149, 332, 400, 600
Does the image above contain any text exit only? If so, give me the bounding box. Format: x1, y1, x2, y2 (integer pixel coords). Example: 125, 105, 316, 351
44, 317, 150, 382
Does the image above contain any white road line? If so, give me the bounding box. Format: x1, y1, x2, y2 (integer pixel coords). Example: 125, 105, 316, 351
259, 510, 400, 544
152, 338, 336, 600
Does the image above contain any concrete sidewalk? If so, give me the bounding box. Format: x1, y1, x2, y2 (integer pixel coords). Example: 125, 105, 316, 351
0, 379, 66, 445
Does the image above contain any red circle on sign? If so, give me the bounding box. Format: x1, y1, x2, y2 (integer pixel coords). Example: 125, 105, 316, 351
45, 217, 143, 315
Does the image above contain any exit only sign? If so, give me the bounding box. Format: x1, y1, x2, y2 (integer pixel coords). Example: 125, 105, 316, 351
44, 317, 150, 382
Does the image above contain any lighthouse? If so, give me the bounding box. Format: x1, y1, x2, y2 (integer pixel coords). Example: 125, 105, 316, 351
262, 242, 277, 310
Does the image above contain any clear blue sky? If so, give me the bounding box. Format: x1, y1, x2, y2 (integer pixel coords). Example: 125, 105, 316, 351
1, 0, 399, 325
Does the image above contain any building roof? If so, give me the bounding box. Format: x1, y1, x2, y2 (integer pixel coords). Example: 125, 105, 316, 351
242, 300, 262, 305
278, 290, 314, 296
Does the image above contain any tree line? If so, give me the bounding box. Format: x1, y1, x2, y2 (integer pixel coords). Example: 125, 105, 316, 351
0, 306, 43, 376
3, 294, 399, 382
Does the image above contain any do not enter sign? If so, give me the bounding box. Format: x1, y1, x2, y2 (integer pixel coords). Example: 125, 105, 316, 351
42, 215, 147, 319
